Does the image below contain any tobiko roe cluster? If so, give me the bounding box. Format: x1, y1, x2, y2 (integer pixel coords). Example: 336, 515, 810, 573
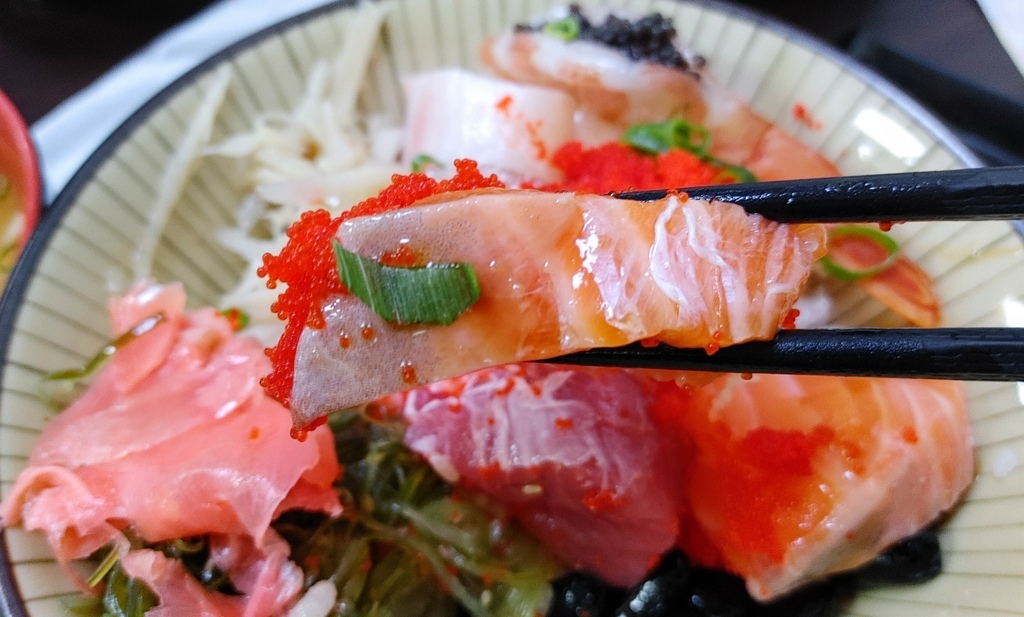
257, 160, 504, 429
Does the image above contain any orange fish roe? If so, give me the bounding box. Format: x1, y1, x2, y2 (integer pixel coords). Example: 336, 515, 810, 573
495, 94, 513, 114
554, 418, 574, 430
289, 416, 327, 442
792, 102, 823, 130
582, 488, 622, 513
531, 141, 734, 194
647, 381, 839, 570
400, 362, 418, 384
704, 330, 723, 355
379, 244, 422, 267
258, 160, 504, 411
781, 308, 800, 330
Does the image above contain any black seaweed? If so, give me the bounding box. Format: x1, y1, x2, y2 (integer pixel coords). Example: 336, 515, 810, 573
852, 529, 943, 587
613, 552, 690, 617
521, 5, 701, 72
546, 530, 943, 617
549, 572, 626, 617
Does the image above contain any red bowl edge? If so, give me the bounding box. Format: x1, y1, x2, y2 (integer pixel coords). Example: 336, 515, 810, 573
0, 89, 41, 246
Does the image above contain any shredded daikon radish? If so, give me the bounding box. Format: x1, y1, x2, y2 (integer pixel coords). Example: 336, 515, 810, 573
134, 64, 232, 279
286, 580, 337, 617
207, 1, 403, 342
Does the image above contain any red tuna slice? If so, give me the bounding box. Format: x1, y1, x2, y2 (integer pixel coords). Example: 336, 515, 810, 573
401, 363, 680, 587
0, 282, 341, 576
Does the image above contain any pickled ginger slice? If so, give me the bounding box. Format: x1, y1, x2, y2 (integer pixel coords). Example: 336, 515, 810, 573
0, 282, 341, 582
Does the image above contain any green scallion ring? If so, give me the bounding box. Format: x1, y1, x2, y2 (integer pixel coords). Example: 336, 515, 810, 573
819, 225, 900, 282
542, 17, 581, 41
411, 153, 441, 173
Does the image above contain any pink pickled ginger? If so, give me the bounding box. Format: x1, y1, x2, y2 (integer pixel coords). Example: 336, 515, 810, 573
1, 282, 341, 616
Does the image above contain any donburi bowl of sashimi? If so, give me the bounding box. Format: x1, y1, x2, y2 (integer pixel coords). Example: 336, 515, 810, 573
1, 1, 1023, 617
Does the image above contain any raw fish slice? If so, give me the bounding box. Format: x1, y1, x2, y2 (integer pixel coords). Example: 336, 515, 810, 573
403, 68, 577, 183
402, 364, 680, 587
480, 23, 839, 181
288, 189, 824, 423
661, 373, 973, 600
481, 17, 941, 326
481, 30, 707, 146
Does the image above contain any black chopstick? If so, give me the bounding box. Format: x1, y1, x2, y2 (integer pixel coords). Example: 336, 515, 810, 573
547, 328, 1024, 381
617, 165, 1024, 223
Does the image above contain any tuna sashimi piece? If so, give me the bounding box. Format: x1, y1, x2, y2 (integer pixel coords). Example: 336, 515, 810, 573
659, 374, 973, 600
288, 189, 824, 423
0, 282, 341, 608
402, 364, 680, 587
403, 68, 577, 183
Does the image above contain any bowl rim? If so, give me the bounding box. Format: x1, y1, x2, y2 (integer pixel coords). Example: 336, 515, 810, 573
0, 89, 42, 249
0, 0, 990, 614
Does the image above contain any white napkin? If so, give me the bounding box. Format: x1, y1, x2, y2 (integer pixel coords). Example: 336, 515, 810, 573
976, 0, 1024, 80
32, 0, 334, 204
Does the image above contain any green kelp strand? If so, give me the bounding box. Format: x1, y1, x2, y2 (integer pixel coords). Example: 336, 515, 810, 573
333, 241, 481, 326
101, 564, 158, 617
42, 313, 167, 408
543, 16, 581, 41
87, 546, 121, 588
363, 519, 488, 617
397, 502, 483, 559
278, 416, 563, 617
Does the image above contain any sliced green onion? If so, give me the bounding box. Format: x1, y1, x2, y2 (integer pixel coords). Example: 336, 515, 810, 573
542, 16, 581, 41
410, 154, 441, 173
709, 157, 758, 184
623, 118, 711, 157
333, 241, 480, 326
820, 225, 900, 282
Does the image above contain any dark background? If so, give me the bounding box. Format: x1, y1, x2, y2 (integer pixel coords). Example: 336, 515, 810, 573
1, 0, 1023, 164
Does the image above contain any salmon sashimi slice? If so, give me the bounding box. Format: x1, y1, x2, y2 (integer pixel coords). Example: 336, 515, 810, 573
287, 189, 825, 424
656, 373, 973, 600
402, 364, 680, 587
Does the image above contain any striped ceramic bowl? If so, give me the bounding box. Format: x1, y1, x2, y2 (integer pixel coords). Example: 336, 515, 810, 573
1, 0, 1022, 615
